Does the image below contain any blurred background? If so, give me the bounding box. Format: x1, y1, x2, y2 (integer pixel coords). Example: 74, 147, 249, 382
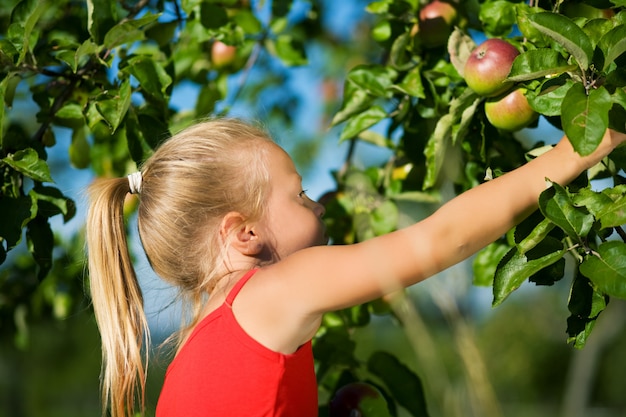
1, 1, 625, 416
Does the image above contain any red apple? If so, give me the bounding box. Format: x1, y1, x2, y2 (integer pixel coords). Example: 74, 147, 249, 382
464, 38, 519, 97
329, 382, 391, 417
211, 41, 237, 68
484, 87, 538, 131
416, 1, 458, 48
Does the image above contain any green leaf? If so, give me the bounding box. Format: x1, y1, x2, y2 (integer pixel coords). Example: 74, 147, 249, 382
479, 0, 517, 37
26, 216, 54, 280
0, 196, 35, 248
96, 79, 131, 133
2, 148, 53, 183
539, 182, 594, 241
599, 24, 626, 72
580, 241, 626, 299
331, 83, 374, 126
274, 34, 307, 66
516, 217, 556, 254
447, 27, 476, 78
594, 188, 626, 229
423, 89, 480, 188
561, 83, 612, 156
423, 113, 452, 189
367, 351, 429, 417
508, 49, 576, 82
54, 102, 85, 129
124, 56, 172, 102
339, 106, 387, 142
29, 186, 76, 222
493, 237, 566, 306
347, 65, 397, 98
103, 13, 160, 50
393, 65, 425, 98
87, 0, 118, 44
473, 241, 510, 287
200, 3, 228, 29
527, 77, 575, 116
567, 273, 606, 348
69, 127, 91, 169
11, 0, 47, 64
370, 200, 398, 236
528, 12, 594, 70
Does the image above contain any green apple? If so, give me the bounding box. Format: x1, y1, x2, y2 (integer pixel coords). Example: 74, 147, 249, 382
484, 87, 538, 131
464, 38, 519, 97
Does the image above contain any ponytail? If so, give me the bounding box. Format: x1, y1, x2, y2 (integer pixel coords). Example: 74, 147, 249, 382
86, 177, 150, 417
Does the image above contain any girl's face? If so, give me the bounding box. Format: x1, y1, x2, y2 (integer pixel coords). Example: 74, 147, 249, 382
258, 144, 327, 259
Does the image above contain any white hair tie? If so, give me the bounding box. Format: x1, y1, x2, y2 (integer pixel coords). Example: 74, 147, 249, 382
127, 171, 143, 194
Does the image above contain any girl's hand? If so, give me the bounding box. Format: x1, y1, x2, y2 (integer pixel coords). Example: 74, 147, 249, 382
558, 128, 626, 171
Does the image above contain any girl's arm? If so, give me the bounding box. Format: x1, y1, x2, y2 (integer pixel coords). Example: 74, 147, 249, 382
279, 130, 625, 307
241, 130, 625, 352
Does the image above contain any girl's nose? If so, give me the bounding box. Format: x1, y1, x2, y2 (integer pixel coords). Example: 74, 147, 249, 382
314, 201, 326, 218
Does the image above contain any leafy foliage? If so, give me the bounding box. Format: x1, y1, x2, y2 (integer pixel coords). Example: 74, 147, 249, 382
2, 0, 626, 416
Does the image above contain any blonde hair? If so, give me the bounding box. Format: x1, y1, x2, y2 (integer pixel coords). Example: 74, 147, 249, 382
86, 118, 274, 417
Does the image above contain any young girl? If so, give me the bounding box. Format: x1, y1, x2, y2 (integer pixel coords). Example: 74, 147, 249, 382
86, 118, 625, 417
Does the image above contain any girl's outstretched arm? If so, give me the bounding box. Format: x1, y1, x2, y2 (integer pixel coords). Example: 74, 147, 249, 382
271, 130, 626, 310
240, 130, 625, 352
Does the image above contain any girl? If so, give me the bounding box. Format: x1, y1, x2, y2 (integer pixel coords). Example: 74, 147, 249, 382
86, 118, 625, 417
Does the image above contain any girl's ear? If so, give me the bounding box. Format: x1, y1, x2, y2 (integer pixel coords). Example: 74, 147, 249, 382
220, 212, 263, 256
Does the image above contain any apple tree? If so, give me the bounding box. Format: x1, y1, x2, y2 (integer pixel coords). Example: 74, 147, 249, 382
2, 0, 626, 416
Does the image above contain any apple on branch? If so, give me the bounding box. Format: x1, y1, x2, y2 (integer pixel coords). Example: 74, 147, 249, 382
464, 38, 519, 97
413, 0, 458, 49
484, 87, 538, 132
329, 382, 391, 417
211, 40, 237, 69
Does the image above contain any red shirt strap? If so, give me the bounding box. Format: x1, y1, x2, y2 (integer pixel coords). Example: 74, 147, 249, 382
225, 269, 258, 306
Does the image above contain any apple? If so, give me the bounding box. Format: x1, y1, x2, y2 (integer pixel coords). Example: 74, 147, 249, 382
416, 1, 458, 49
464, 38, 519, 97
211, 41, 237, 68
329, 382, 391, 417
484, 87, 538, 131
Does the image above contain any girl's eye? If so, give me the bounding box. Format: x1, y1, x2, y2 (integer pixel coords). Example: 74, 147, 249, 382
298, 189, 308, 198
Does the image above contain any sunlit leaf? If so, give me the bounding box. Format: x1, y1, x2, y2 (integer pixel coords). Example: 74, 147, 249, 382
447, 27, 475, 78
539, 181, 594, 240
124, 56, 172, 102
103, 13, 160, 50
96, 79, 131, 133
2, 148, 53, 183
11, 0, 47, 64
370, 200, 398, 235
561, 83, 611, 156
527, 77, 575, 116
473, 241, 510, 287
599, 24, 626, 72
528, 12, 594, 70
29, 186, 76, 222
340, 106, 387, 142
493, 237, 566, 306
580, 241, 626, 299
87, 0, 117, 44
274, 34, 307, 66
508, 49, 576, 82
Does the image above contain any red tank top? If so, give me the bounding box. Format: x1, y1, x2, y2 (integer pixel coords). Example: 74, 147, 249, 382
155, 270, 318, 417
